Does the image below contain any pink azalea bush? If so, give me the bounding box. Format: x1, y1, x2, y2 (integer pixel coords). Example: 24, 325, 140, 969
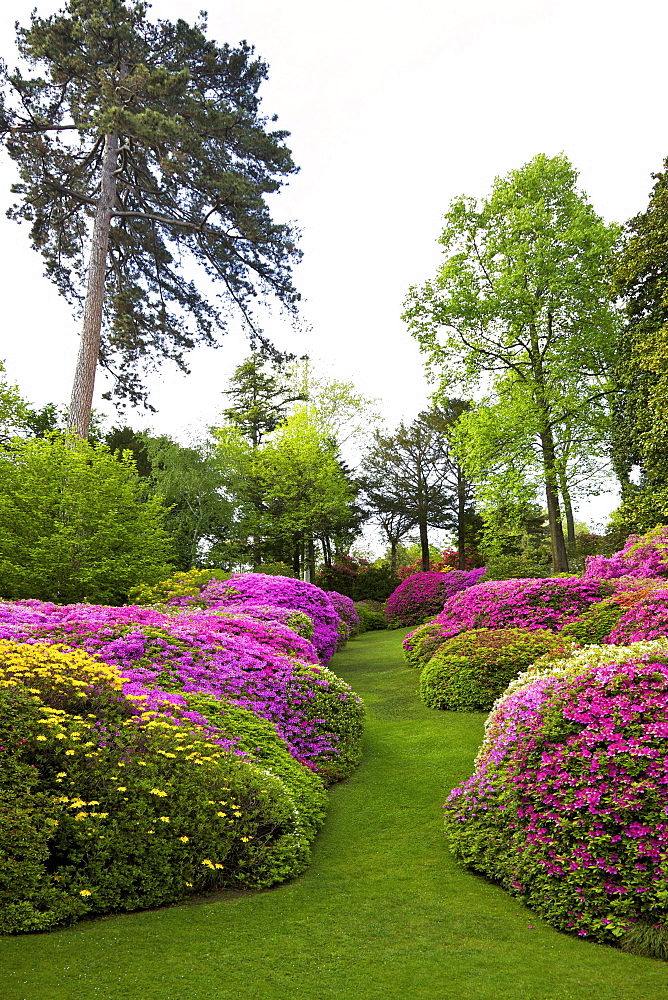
444, 649, 668, 954
384, 568, 487, 628
433, 577, 603, 639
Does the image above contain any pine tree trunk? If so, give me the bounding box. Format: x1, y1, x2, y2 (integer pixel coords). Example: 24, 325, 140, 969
306, 535, 316, 582
68, 132, 119, 439
390, 538, 398, 575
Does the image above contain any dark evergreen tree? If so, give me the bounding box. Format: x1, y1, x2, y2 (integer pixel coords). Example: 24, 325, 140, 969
0, 0, 301, 436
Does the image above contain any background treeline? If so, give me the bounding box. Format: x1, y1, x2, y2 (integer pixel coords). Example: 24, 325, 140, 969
2, 151, 668, 604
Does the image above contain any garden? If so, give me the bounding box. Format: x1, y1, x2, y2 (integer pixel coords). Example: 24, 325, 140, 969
2, 2, 668, 996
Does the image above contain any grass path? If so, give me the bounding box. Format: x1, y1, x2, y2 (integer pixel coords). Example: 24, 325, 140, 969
3, 628, 668, 1000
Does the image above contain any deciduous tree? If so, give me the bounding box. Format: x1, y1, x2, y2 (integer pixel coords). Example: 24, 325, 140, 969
403, 154, 621, 572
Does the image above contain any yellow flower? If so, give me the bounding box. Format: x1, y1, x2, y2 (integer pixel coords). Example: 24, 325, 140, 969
35, 735, 47, 742
159, 816, 170, 823
185, 881, 193, 888
65, 749, 75, 755
179, 836, 189, 842
116, 787, 127, 792
79, 889, 92, 897
240, 837, 250, 843
56, 772, 67, 778
149, 788, 167, 797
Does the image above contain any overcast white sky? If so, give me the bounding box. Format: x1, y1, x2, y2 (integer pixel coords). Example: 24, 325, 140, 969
0, 0, 666, 528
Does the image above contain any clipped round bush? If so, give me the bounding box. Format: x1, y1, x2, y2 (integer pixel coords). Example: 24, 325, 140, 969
444, 647, 668, 955
129, 568, 231, 605
435, 576, 603, 639
604, 587, 668, 645
419, 628, 566, 711
384, 569, 487, 628
326, 591, 361, 638
354, 601, 386, 632
402, 620, 449, 668
0, 641, 329, 933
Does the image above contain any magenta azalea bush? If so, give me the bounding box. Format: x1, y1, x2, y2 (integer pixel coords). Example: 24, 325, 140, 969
168, 574, 341, 663
605, 588, 668, 645
434, 577, 603, 639
444, 651, 668, 954
584, 526, 668, 581
384, 569, 487, 628
327, 591, 361, 638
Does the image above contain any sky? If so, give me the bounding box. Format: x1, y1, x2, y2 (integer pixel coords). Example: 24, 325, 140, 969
0, 0, 666, 530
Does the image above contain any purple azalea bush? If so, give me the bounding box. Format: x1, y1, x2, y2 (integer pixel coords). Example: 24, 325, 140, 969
434, 577, 603, 639
384, 569, 487, 628
444, 653, 668, 953
326, 591, 361, 638
0, 600, 363, 778
168, 574, 341, 663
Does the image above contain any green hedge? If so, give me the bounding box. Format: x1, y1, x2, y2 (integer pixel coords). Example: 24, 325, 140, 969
419, 628, 567, 711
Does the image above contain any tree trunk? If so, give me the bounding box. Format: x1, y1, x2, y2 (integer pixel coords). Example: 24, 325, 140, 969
306, 534, 316, 582
390, 538, 398, 576
539, 428, 569, 572
457, 465, 467, 570
68, 132, 119, 439
292, 536, 301, 577
558, 470, 576, 549
419, 517, 430, 572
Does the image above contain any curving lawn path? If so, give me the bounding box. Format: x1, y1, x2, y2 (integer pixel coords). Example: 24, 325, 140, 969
3, 628, 668, 1000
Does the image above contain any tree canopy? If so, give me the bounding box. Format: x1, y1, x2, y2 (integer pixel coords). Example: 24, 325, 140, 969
403, 153, 621, 572
0, 0, 301, 435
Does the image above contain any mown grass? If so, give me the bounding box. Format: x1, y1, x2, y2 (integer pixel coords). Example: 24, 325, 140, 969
2, 628, 668, 999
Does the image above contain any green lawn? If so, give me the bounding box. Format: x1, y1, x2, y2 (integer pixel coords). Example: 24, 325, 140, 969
2, 628, 667, 1000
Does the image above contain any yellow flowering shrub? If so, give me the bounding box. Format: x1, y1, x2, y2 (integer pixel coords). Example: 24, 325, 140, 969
0, 641, 327, 933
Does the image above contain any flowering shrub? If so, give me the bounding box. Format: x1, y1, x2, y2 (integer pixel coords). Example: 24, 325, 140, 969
434, 577, 603, 639
419, 628, 565, 711
128, 569, 232, 605
584, 525, 668, 581
176, 574, 341, 663
397, 547, 479, 579
0, 601, 364, 779
326, 592, 361, 638
0, 641, 329, 933
444, 647, 668, 955
605, 587, 668, 645
384, 569, 487, 628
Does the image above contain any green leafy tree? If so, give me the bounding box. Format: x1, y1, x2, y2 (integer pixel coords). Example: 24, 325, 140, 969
143, 434, 233, 571
256, 407, 355, 579
611, 157, 668, 530
222, 354, 308, 449
0, 435, 172, 603
0, 0, 300, 436
0, 362, 30, 444
403, 153, 621, 572
360, 406, 475, 573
